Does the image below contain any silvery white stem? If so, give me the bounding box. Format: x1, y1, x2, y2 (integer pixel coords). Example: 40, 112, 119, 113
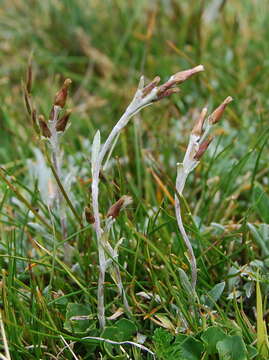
113, 264, 131, 314
48, 105, 68, 242
175, 192, 197, 289
97, 266, 106, 329
175, 135, 200, 290
92, 78, 158, 328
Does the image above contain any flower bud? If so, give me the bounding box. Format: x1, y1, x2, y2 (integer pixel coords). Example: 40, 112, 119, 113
38, 115, 51, 138
107, 195, 132, 219
194, 137, 213, 161
56, 109, 72, 132
54, 78, 72, 108
209, 96, 233, 124
171, 65, 204, 84
191, 107, 208, 136
156, 65, 204, 100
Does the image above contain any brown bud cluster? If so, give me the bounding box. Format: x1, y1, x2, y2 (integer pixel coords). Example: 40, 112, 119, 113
54, 78, 72, 108
38, 115, 51, 138
106, 195, 132, 219
191, 96, 233, 160
141, 65, 204, 102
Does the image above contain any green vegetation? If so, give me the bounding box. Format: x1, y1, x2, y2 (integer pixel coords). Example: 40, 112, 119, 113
1, 0, 269, 358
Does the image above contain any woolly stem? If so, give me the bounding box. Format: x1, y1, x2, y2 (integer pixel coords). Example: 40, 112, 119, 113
49, 106, 68, 255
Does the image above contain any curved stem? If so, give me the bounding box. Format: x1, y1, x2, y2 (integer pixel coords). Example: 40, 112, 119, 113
97, 266, 106, 329
175, 194, 197, 289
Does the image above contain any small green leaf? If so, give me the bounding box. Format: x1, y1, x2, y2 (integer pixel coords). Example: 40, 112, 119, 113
64, 303, 94, 334
113, 318, 137, 341
101, 319, 137, 358
209, 281, 225, 301
252, 184, 269, 223
153, 328, 174, 360
216, 335, 247, 360
201, 326, 226, 355
203, 281, 225, 308
178, 268, 195, 297
175, 334, 204, 360
248, 223, 269, 256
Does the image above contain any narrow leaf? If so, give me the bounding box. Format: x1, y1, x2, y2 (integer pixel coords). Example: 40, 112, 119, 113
91, 130, 101, 170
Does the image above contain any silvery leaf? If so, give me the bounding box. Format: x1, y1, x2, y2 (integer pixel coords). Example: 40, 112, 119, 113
91, 130, 101, 170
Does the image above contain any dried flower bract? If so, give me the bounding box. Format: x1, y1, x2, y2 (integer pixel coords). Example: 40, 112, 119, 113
38, 115, 51, 138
